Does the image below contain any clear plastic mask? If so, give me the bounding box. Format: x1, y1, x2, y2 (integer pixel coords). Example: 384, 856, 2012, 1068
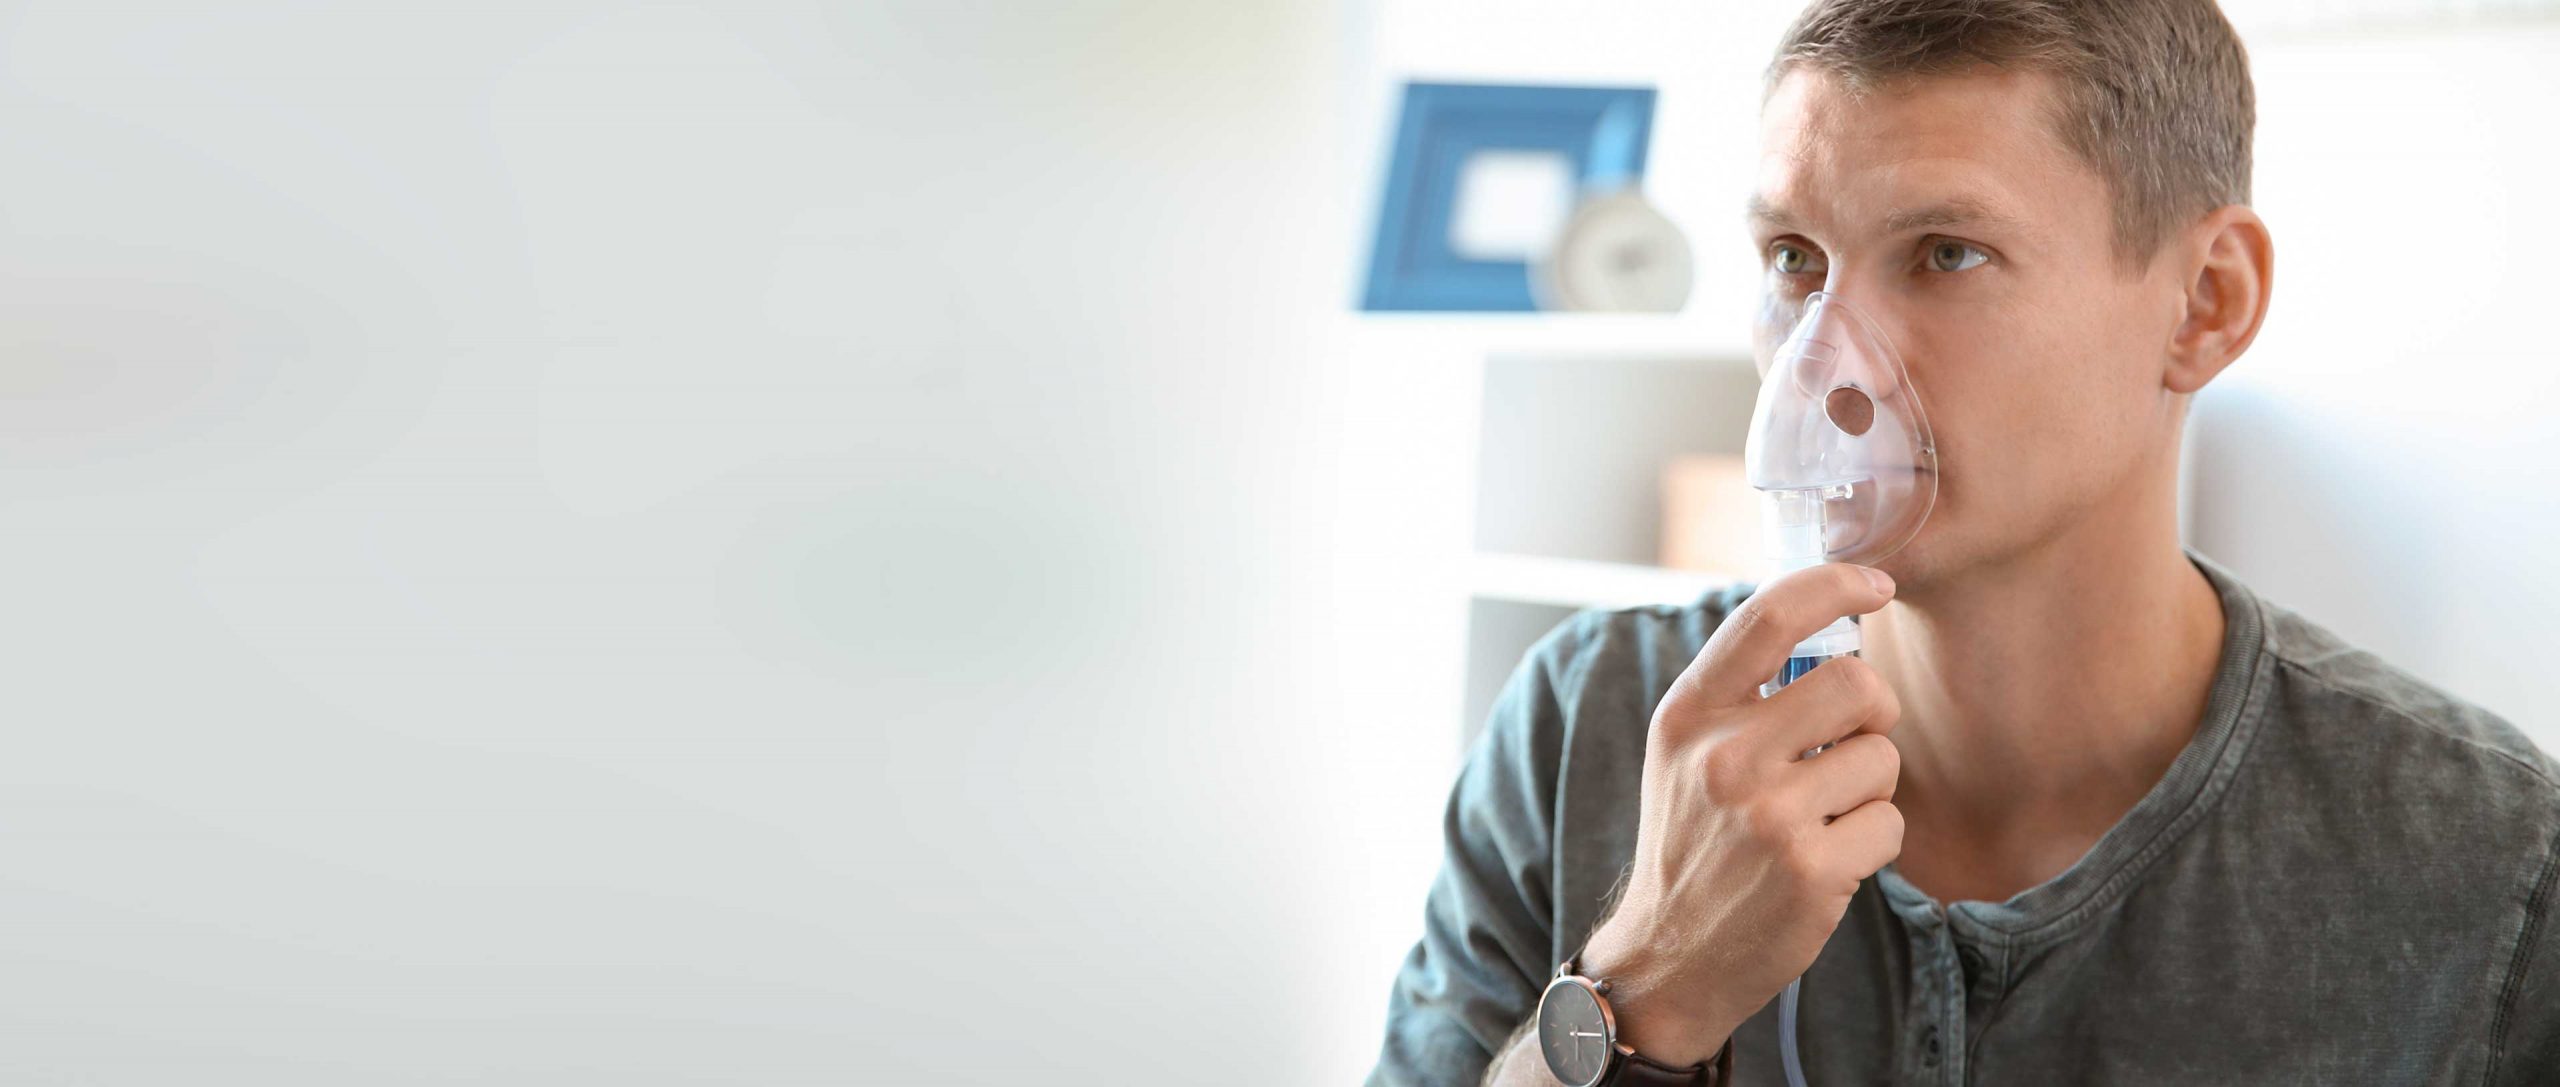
1743, 291, 1939, 569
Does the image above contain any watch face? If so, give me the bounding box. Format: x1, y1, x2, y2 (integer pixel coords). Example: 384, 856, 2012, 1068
1537, 977, 1611, 1087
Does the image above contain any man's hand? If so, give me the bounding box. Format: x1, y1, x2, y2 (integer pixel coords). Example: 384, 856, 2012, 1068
1573, 562, 1906, 1067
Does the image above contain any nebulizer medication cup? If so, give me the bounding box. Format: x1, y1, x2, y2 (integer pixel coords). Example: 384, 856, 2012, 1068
1742, 291, 1938, 1087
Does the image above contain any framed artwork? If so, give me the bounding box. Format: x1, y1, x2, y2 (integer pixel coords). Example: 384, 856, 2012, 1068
1360, 81, 1658, 312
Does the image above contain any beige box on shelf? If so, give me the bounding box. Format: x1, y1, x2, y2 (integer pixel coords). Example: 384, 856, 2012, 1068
1661, 453, 1760, 578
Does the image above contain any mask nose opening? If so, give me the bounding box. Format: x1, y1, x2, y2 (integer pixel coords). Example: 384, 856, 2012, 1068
1824, 386, 1874, 437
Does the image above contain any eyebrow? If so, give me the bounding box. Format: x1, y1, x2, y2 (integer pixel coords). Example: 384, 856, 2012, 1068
1881, 197, 2027, 235
1746, 194, 2027, 236
1745, 194, 1798, 231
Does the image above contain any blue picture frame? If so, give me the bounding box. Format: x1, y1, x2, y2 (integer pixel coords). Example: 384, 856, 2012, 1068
1360, 82, 1658, 312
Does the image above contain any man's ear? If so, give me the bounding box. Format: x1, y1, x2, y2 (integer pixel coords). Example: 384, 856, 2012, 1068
2164, 204, 2274, 394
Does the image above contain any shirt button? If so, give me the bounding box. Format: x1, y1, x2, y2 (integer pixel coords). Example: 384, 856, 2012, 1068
1921, 1024, 1942, 1066
1959, 945, 1989, 986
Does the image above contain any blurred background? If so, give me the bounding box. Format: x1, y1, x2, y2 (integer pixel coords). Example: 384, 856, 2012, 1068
1, 1, 2554, 1083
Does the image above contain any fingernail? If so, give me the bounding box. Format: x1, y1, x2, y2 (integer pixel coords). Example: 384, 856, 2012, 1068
1862, 566, 1895, 595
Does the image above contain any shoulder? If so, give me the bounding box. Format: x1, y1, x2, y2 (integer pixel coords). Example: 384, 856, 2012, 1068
2255, 591, 2560, 798
1526, 582, 1753, 720
1503, 585, 1753, 774
1478, 582, 1752, 793
1472, 580, 1746, 745
2231, 583, 2560, 893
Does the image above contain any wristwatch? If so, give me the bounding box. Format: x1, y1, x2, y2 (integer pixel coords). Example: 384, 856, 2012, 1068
1533, 954, 1734, 1086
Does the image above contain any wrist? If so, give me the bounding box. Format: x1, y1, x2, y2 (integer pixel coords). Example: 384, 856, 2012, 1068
1574, 918, 1741, 1069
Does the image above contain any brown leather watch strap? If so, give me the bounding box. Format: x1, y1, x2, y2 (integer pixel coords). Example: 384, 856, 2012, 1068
1610, 1037, 1733, 1086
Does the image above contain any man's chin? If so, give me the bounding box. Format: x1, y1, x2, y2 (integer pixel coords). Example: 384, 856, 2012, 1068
1867, 532, 1952, 595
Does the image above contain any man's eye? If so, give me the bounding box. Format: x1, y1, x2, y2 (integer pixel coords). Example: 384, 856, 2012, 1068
1928, 240, 1989, 273
1772, 244, 1816, 275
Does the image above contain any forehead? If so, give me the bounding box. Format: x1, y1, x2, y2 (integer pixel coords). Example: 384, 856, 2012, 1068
1752, 66, 2100, 241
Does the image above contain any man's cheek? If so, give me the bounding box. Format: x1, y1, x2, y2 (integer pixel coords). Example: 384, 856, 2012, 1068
1938, 397, 2071, 495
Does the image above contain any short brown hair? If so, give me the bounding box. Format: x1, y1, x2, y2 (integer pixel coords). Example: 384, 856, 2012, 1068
1769, 0, 2254, 270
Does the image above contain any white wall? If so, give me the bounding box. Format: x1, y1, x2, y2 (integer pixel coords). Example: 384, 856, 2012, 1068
0, 4, 1406, 1083
2187, 19, 2560, 740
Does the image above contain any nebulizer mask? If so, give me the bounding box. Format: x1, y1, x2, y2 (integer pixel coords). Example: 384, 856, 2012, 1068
1744, 290, 1937, 1087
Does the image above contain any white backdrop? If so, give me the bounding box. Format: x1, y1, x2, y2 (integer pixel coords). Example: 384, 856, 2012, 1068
0, 3, 1382, 1083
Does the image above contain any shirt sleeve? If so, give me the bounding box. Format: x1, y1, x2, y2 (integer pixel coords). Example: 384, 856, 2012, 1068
1364, 615, 1585, 1087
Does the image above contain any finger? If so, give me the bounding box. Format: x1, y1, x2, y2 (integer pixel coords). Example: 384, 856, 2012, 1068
1791, 732, 1900, 821
1669, 562, 1895, 712
1749, 653, 1900, 762
1822, 798, 1905, 882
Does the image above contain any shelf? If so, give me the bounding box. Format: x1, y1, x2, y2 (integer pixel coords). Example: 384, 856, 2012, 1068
1472, 351, 1762, 569
1469, 551, 1736, 611
1350, 308, 1756, 362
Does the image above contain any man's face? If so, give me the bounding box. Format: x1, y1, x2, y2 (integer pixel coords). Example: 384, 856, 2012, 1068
1751, 66, 2188, 588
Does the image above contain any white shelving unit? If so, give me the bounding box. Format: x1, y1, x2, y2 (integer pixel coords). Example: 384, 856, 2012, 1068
1469, 551, 1736, 611
1457, 343, 1761, 748
1349, 308, 1752, 360
1346, 0, 1806, 751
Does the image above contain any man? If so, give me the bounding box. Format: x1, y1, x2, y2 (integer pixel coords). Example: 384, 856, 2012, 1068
1366, 1, 2560, 1084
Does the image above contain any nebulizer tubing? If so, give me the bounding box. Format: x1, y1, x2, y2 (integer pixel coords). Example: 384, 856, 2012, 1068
1742, 290, 1937, 1087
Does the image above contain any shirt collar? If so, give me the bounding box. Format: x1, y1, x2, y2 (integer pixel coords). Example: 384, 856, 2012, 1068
1871, 548, 2275, 942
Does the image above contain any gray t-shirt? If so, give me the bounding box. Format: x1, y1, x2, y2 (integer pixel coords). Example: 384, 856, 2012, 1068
1366, 552, 2560, 1085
